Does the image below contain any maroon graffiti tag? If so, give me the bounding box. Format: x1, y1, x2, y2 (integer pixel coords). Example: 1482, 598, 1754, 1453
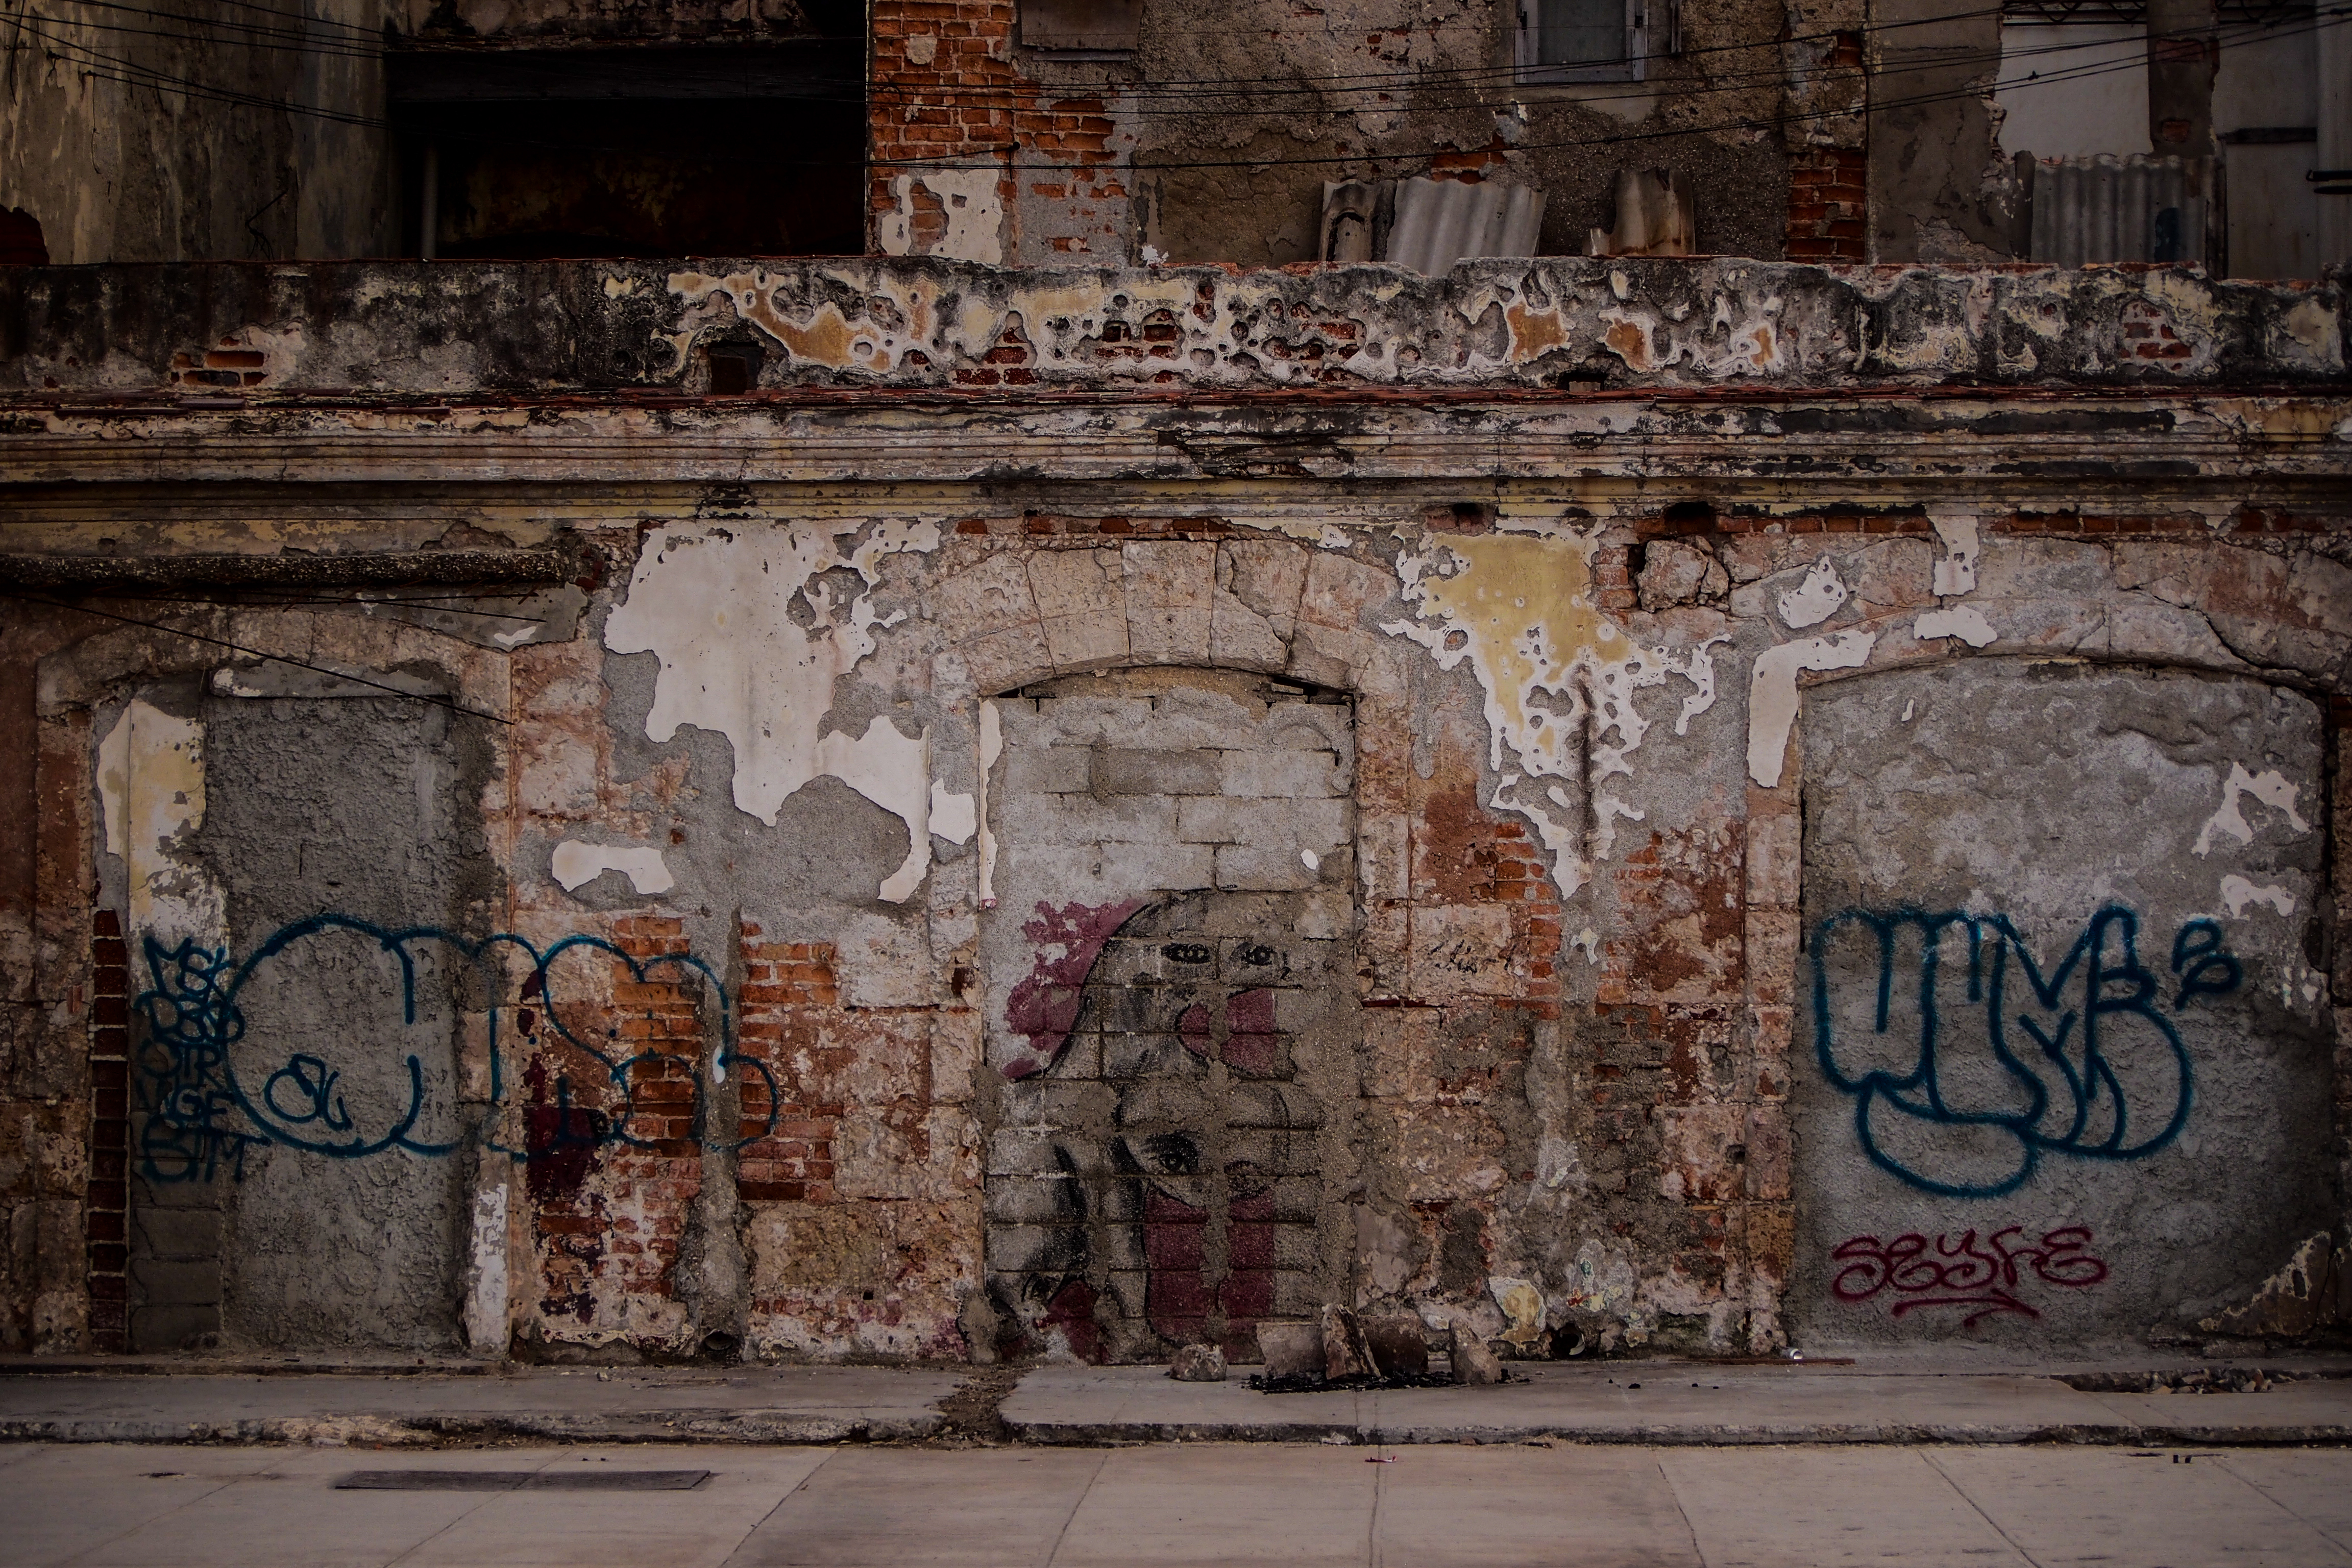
1000, 898, 1145, 1080
1831, 1226, 2108, 1328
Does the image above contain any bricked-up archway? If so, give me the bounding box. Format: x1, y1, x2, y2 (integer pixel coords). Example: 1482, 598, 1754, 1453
977, 668, 1361, 1362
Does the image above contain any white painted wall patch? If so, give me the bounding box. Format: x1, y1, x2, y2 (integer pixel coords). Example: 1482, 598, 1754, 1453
1776, 557, 1849, 628
930, 782, 978, 846
2192, 761, 2312, 856
1930, 512, 1980, 596
876, 168, 1004, 264
1914, 604, 1998, 647
1746, 631, 1879, 788
2220, 875, 2296, 918
551, 841, 675, 896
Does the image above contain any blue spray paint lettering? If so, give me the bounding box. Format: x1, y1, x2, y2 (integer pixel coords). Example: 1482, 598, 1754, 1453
132, 915, 778, 1183
1809, 904, 2243, 1198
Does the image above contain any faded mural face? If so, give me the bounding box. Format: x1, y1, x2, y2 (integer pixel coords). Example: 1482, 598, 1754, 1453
977, 668, 1360, 1362
989, 892, 1336, 1360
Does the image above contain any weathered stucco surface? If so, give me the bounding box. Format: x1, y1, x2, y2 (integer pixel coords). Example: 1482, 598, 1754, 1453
0, 256, 2346, 1363
1792, 662, 2332, 1347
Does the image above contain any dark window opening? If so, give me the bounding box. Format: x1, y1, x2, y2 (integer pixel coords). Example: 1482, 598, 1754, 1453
1516, 0, 1649, 82
393, 34, 863, 259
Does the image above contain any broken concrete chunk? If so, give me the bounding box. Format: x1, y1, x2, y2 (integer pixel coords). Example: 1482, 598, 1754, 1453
1169, 1343, 1228, 1382
1320, 1304, 1375, 1381
1256, 1320, 1324, 1382
1364, 1315, 1429, 1378
1449, 1324, 1504, 1386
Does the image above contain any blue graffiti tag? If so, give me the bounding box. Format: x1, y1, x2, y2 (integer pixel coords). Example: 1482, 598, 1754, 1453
132, 915, 778, 1183
1809, 904, 2243, 1198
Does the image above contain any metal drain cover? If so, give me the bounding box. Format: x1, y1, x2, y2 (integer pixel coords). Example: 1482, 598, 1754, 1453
336, 1469, 712, 1491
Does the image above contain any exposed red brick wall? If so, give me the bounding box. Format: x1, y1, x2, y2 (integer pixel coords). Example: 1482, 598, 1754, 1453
1784, 146, 1867, 263
86, 908, 129, 1353
734, 927, 842, 1206
525, 915, 706, 1334
869, 0, 1129, 260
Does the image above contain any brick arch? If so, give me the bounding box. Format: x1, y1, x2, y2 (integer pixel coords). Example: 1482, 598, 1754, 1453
932, 536, 1401, 699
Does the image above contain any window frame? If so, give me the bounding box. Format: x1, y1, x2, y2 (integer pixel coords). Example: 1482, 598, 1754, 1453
1513, 0, 1652, 84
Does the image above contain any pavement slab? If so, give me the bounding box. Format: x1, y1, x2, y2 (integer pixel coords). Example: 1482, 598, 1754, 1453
14, 1441, 2352, 1568
0, 1367, 958, 1446
997, 1361, 2352, 1447
722, 1448, 1107, 1567
1659, 1447, 2035, 1568
1927, 1447, 2352, 1567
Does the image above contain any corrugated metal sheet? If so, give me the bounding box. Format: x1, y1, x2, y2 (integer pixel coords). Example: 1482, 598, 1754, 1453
2028, 155, 2209, 265
1383, 178, 1547, 273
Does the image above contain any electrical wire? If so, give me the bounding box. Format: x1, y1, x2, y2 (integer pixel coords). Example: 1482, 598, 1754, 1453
18, 0, 2171, 106
0, 591, 517, 724
10, 2, 2337, 178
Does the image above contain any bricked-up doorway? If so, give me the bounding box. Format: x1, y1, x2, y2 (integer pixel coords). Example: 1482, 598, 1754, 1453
978, 669, 1362, 1363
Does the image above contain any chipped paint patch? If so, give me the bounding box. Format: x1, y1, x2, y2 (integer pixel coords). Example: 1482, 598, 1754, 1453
604, 520, 945, 901
551, 841, 674, 896
2220, 875, 2296, 918
1776, 557, 1848, 628
1746, 631, 1877, 788
876, 168, 1005, 265
821, 716, 934, 903
1914, 604, 1997, 646
977, 699, 1004, 908
669, 269, 880, 372
96, 698, 224, 946
2192, 761, 2312, 856
1930, 512, 1980, 597
1385, 530, 1720, 897
464, 1183, 510, 1353
931, 783, 977, 846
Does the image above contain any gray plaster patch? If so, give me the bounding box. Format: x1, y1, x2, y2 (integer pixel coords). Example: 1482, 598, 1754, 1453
1790, 660, 2332, 1351
130, 696, 496, 1353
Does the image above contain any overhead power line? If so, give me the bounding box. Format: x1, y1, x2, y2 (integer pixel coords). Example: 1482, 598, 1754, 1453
10, 3, 2338, 180
0, 591, 516, 725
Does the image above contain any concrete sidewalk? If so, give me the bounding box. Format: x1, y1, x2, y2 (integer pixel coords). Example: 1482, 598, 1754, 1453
9, 1440, 2352, 1566
4, 1355, 2352, 1449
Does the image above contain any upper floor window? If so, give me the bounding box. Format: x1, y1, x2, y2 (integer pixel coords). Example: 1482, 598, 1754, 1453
1517, 0, 1650, 82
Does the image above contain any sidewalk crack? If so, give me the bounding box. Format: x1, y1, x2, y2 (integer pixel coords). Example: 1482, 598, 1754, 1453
1041, 1448, 1109, 1567
1919, 1449, 2046, 1568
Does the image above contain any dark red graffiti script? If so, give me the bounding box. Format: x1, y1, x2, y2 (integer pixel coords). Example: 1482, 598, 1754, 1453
1831, 1226, 2108, 1327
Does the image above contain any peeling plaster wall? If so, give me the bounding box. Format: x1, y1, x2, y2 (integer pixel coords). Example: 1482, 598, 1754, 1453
1, 256, 2347, 1362
0, 0, 396, 265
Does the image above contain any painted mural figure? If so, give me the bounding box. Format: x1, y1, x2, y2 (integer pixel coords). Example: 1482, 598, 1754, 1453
988, 893, 1327, 1362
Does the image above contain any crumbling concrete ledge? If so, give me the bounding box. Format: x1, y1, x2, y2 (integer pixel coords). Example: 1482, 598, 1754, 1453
995, 1364, 2352, 1449
0, 1367, 956, 1446
3, 257, 2343, 399
4, 1363, 2352, 1447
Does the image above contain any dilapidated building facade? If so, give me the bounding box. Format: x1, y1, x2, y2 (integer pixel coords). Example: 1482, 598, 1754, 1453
1, 0, 2349, 1369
